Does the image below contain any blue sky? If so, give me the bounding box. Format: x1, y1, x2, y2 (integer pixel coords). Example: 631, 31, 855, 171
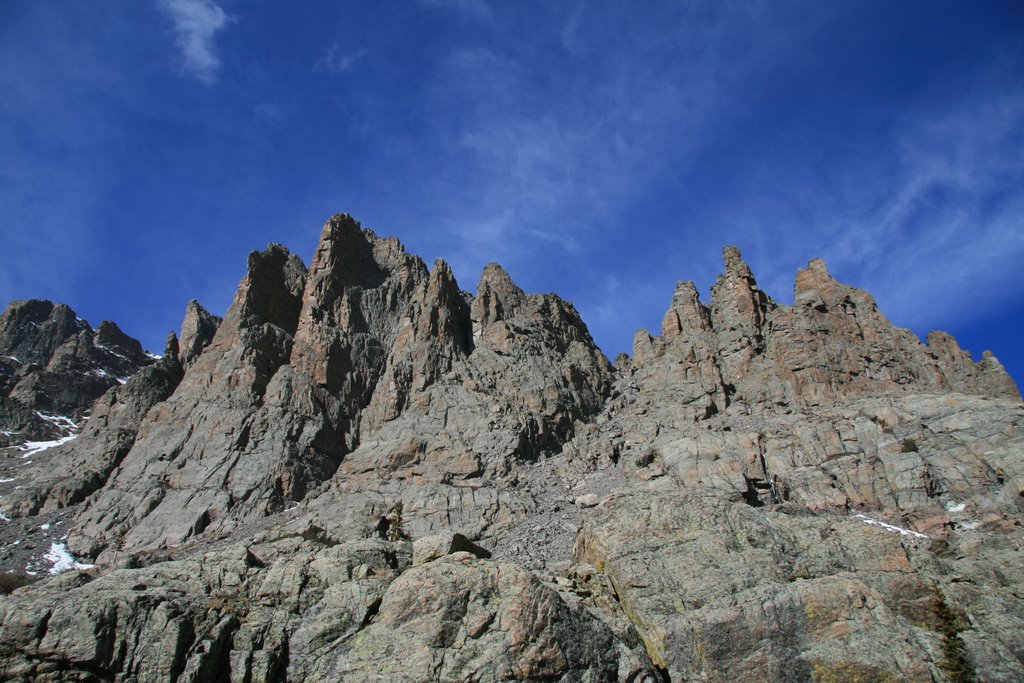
2, 1, 1023, 385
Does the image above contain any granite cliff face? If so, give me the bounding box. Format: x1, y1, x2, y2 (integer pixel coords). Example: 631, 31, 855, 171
0, 214, 1021, 682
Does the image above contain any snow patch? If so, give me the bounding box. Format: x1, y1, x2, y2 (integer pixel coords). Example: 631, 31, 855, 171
1, 355, 20, 364
117, 376, 129, 385
95, 344, 129, 361
35, 412, 79, 433
945, 501, 966, 513
959, 520, 980, 531
0, 511, 9, 522
45, 542, 94, 575
0, 477, 15, 483
20, 412, 81, 455
40, 523, 50, 531
854, 514, 929, 540
19, 434, 78, 457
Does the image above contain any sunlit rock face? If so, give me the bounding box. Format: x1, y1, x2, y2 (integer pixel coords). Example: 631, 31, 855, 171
0, 217, 1021, 682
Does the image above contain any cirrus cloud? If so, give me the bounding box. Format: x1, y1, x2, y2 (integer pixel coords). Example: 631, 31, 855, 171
159, 0, 230, 84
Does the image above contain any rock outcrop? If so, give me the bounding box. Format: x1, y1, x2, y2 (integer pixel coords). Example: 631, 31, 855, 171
0, 219, 1020, 682
58, 215, 612, 562
0, 334, 184, 517
0, 300, 156, 446
67, 243, 311, 559
631, 249, 1017, 412
576, 491, 1024, 681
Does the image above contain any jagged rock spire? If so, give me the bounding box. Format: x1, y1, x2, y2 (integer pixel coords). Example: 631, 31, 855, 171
472, 262, 526, 334
710, 246, 771, 390
661, 280, 711, 339
177, 300, 221, 369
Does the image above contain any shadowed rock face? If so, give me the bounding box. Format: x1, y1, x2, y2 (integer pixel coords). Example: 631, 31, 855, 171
0, 221, 1021, 682
0, 300, 157, 446
178, 300, 221, 370
1, 334, 184, 517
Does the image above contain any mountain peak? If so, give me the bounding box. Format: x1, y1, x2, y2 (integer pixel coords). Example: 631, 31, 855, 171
0, 215, 1020, 682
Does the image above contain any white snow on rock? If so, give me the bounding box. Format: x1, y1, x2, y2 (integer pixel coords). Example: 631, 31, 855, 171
95, 344, 129, 361
1, 355, 21, 364
18, 412, 81, 456
854, 514, 929, 540
945, 501, 966, 513
35, 412, 79, 433
0, 477, 14, 483
145, 351, 162, 360
19, 434, 78, 457
45, 542, 94, 575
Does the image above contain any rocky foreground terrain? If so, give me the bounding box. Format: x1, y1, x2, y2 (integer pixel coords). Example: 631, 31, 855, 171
0, 214, 1021, 682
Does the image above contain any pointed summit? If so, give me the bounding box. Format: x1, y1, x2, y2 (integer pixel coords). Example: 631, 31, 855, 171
306, 214, 387, 291
722, 244, 754, 279
420, 259, 473, 352
661, 280, 711, 340
792, 256, 871, 313
710, 246, 771, 386
177, 300, 222, 369
472, 262, 526, 330
231, 243, 307, 334
290, 215, 427, 392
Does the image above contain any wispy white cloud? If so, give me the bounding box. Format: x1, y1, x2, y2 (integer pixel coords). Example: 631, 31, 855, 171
707, 82, 1024, 341
400, 2, 1022, 363
159, 0, 230, 84
561, 2, 587, 51
317, 44, 368, 75
819, 88, 1024, 332
429, 43, 689, 258
405, 4, 791, 322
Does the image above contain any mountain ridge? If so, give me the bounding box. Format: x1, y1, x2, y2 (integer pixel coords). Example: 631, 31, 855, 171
0, 213, 1020, 682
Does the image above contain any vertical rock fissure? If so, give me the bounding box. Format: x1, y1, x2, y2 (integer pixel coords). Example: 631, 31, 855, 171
599, 570, 672, 682
758, 435, 781, 505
